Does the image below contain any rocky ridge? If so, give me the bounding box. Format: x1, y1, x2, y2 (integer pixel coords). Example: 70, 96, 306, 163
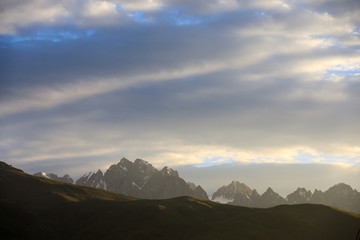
33, 160, 359, 213
212, 181, 360, 213
34, 172, 74, 184
75, 158, 208, 200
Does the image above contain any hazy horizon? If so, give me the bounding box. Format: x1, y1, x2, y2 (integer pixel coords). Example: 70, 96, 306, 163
12, 158, 360, 197
1, 0, 359, 195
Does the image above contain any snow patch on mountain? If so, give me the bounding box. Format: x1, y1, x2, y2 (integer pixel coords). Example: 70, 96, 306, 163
40, 172, 49, 178
213, 196, 234, 204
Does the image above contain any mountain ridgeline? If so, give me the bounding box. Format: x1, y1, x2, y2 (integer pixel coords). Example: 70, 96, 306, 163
2, 161, 360, 240
33, 172, 74, 184
36, 158, 208, 200
212, 181, 360, 213
34, 158, 360, 213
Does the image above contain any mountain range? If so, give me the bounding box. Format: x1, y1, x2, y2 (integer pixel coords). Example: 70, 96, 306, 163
34, 158, 360, 213
33, 172, 74, 184
212, 181, 360, 213
2, 161, 360, 240
36, 158, 208, 200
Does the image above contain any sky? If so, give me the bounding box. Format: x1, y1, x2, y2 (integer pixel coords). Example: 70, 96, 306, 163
0, 0, 359, 193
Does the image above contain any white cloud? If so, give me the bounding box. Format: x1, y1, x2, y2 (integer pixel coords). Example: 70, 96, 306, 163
0, 0, 69, 34
119, 0, 164, 11
83, 1, 117, 17
0, 0, 359, 35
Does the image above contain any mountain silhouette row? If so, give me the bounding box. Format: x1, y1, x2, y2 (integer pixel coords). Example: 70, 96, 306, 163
34, 158, 360, 213
35, 158, 208, 200
2, 161, 359, 239
212, 181, 360, 213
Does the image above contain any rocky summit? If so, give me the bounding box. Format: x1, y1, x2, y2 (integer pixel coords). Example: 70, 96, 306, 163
34, 172, 73, 184
212, 181, 253, 204
34, 160, 359, 213
74, 158, 208, 200
212, 181, 360, 213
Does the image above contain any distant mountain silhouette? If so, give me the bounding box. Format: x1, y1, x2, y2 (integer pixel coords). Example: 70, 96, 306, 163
212, 181, 253, 203
213, 181, 360, 213
3, 161, 360, 240
318, 183, 360, 213
75, 158, 208, 200
34, 172, 73, 184
34, 159, 359, 213
213, 182, 286, 208
287, 187, 312, 204
256, 187, 287, 208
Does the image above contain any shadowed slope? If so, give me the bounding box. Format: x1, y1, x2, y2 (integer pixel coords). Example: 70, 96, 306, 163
1, 161, 359, 240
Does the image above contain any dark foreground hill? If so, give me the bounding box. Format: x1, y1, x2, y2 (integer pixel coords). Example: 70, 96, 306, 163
1, 162, 360, 240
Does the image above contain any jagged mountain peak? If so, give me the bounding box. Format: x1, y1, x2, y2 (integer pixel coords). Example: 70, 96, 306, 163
117, 158, 132, 168
220, 181, 252, 193
252, 189, 259, 195
160, 166, 179, 177
287, 187, 312, 204
134, 158, 150, 166
327, 183, 353, 193
297, 187, 312, 197
74, 158, 208, 200
34, 171, 73, 184
262, 187, 284, 197
261, 187, 283, 199
264, 187, 274, 193
296, 187, 310, 193
107, 159, 131, 173
256, 187, 287, 208
309, 189, 325, 204
81, 171, 92, 178
76, 169, 105, 189
133, 159, 157, 175
322, 183, 360, 213
212, 181, 253, 204
120, 157, 130, 163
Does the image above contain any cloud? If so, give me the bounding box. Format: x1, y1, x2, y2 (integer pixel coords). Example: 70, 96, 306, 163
1, 0, 359, 34
84, 1, 117, 17
0, 0, 69, 34
1, 0, 359, 178
119, 0, 164, 11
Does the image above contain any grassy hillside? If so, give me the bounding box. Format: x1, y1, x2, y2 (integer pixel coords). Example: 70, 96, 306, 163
1, 162, 359, 240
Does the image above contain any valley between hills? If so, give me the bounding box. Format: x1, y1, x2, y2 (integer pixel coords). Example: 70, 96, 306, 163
1, 160, 360, 240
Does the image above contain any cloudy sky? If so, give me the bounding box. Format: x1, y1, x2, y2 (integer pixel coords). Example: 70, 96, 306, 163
1, 0, 359, 192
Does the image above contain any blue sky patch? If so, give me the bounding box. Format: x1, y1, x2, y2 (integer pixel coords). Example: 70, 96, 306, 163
116, 4, 122, 12
164, 7, 208, 26
0, 29, 96, 48
326, 68, 360, 76
133, 12, 144, 22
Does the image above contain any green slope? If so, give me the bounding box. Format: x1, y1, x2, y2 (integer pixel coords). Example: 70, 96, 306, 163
1, 162, 359, 240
